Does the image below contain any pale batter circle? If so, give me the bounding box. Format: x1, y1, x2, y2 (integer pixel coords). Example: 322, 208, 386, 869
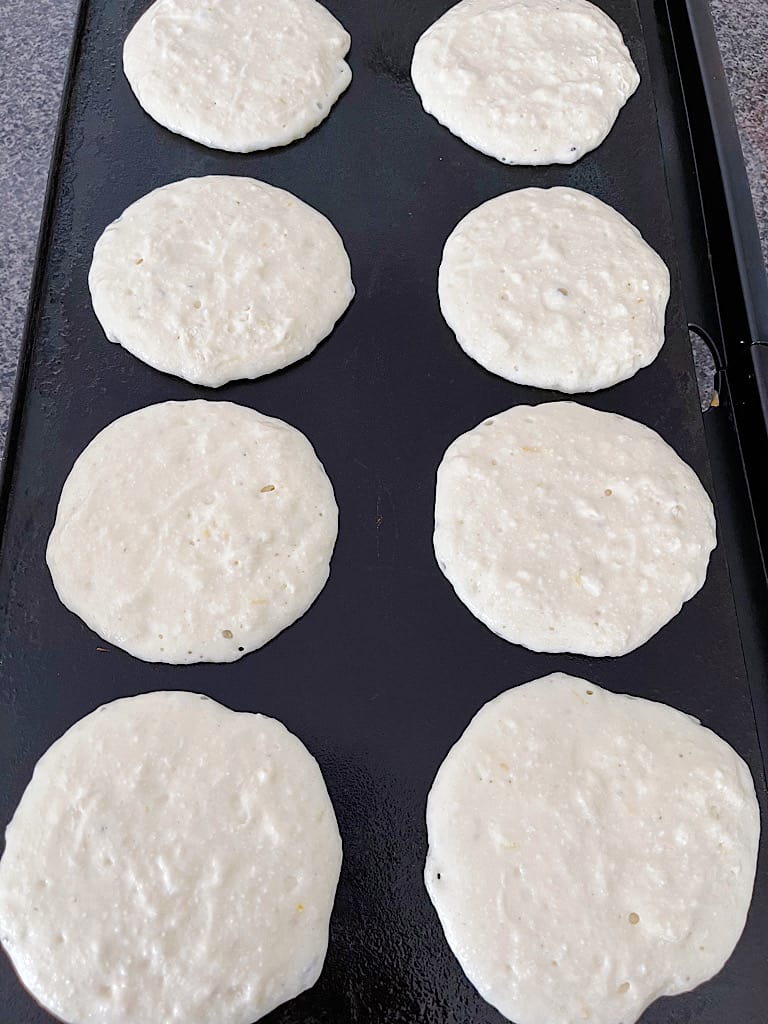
433, 402, 716, 656
89, 176, 354, 387
411, 0, 640, 165
46, 401, 338, 664
425, 673, 760, 1024
438, 187, 669, 392
0, 691, 343, 1024
124, 0, 352, 152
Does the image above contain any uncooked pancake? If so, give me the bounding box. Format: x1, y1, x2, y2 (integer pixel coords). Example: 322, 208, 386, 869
411, 0, 640, 165
438, 187, 670, 392
46, 401, 338, 664
425, 673, 760, 1024
89, 176, 354, 387
433, 402, 716, 656
0, 691, 343, 1024
123, 0, 351, 152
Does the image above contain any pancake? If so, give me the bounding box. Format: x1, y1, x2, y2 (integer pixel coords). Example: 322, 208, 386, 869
46, 401, 338, 663
438, 187, 669, 392
0, 691, 342, 1024
425, 673, 760, 1024
433, 402, 716, 656
411, 0, 639, 165
89, 176, 354, 387
124, 0, 351, 152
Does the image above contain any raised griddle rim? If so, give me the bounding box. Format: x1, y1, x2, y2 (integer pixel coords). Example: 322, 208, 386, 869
651, 0, 768, 822
663, 0, 768, 509
667, 4, 768, 577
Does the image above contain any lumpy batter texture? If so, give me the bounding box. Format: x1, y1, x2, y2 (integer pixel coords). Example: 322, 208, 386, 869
411, 0, 639, 165
438, 187, 669, 392
46, 401, 338, 663
0, 691, 343, 1024
425, 674, 760, 1024
124, 0, 351, 152
89, 176, 354, 387
434, 402, 716, 656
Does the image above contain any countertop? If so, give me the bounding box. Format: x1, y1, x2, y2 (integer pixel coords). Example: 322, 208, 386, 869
0, 0, 766, 445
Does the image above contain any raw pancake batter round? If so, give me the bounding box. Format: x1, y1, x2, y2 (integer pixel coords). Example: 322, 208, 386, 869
123, 0, 351, 152
0, 691, 343, 1024
433, 402, 716, 656
425, 673, 760, 1024
89, 176, 354, 387
46, 401, 338, 664
411, 0, 640, 165
438, 187, 670, 392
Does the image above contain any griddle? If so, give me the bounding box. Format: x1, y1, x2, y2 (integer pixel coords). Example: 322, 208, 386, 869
1, 1, 768, 1021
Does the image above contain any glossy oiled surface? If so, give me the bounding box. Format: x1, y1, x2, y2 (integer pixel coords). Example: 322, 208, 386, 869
0, 1, 766, 1022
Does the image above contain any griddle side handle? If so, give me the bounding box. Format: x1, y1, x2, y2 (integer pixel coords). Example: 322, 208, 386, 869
677, 3, 768, 774
668, 0, 768, 499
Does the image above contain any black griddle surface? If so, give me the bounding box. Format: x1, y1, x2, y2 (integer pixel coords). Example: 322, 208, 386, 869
0, 1, 766, 1021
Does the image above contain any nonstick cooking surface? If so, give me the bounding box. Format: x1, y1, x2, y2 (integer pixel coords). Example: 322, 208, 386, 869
0, 1, 766, 1021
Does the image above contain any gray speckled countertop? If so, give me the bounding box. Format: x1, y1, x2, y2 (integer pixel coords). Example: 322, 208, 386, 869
0, 0, 766, 445
711, 0, 768, 267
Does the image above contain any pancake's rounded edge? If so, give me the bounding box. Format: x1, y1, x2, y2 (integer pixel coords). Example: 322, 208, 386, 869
0, 690, 343, 1024
433, 402, 716, 657
87, 176, 355, 387
424, 673, 760, 1024
46, 401, 339, 664
437, 187, 670, 392
123, 0, 352, 153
